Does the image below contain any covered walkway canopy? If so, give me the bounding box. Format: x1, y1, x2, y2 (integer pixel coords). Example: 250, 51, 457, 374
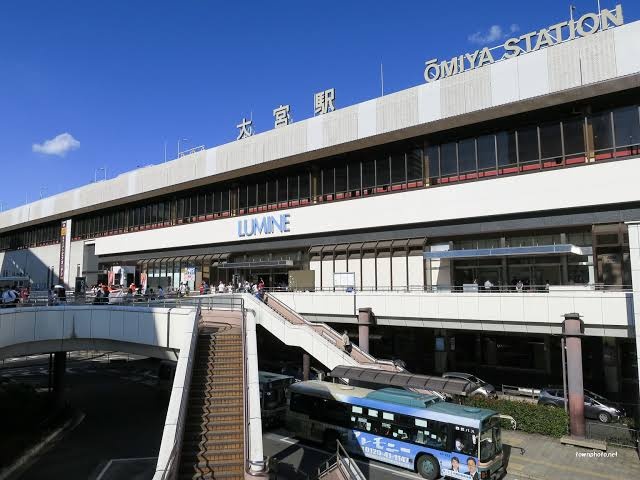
330, 366, 474, 397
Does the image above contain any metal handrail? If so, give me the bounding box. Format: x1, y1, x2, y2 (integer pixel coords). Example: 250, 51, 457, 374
316, 440, 365, 480
262, 284, 634, 293
264, 293, 400, 371
159, 299, 202, 480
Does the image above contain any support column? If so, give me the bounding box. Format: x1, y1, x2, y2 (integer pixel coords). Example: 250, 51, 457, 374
544, 336, 552, 376
624, 221, 640, 413
302, 353, 310, 381
358, 307, 373, 354
52, 351, 67, 408
563, 313, 586, 439
474, 334, 482, 365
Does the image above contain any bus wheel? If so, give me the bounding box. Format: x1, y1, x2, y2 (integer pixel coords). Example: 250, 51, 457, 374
322, 430, 339, 451
416, 454, 439, 480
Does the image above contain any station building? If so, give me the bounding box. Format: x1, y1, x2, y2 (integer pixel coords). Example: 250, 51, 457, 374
2, 8, 640, 403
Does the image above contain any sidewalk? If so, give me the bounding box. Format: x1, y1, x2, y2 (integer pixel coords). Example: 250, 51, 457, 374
503, 430, 640, 480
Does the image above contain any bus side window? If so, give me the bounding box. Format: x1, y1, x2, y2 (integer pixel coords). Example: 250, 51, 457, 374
414, 419, 448, 451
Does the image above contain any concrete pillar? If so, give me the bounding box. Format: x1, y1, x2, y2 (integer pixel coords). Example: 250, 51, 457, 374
53, 351, 67, 408
474, 334, 482, 364
563, 313, 586, 439
602, 337, 620, 396
358, 307, 373, 354
625, 221, 640, 415
544, 336, 552, 376
302, 353, 310, 381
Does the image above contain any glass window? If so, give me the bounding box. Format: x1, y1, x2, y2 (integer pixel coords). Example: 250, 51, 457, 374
335, 163, 347, 193
496, 131, 517, 166
257, 181, 266, 205
613, 106, 640, 149
440, 142, 457, 175
362, 159, 375, 188
518, 126, 539, 163
278, 178, 288, 202
376, 157, 390, 186
247, 183, 257, 207
288, 176, 299, 201
322, 168, 334, 196
477, 134, 496, 170
267, 179, 277, 204
407, 149, 423, 181
591, 111, 613, 151
414, 419, 448, 451
221, 190, 229, 212
540, 122, 562, 159
426, 145, 439, 179
458, 138, 476, 173
198, 194, 206, 216
348, 161, 361, 191
239, 186, 248, 209
299, 173, 310, 199
390, 152, 405, 184
563, 117, 585, 155
453, 425, 479, 457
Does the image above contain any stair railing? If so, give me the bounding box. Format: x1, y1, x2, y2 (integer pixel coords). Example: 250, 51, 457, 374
264, 293, 401, 372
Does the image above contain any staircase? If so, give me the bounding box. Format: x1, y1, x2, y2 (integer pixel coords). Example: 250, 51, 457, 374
178, 327, 245, 480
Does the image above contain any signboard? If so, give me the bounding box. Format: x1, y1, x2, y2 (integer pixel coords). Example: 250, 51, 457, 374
333, 272, 356, 289
237, 213, 290, 238
424, 4, 624, 82
182, 267, 196, 282
58, 221, 67, 284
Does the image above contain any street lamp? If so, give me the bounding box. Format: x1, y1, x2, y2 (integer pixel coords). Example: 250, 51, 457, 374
39, 187, 47, 199
177, 138, 189, 157
94, 167, 107, 183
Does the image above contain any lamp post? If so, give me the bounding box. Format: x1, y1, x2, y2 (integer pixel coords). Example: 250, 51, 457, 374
177, 138, 189, 158
94, 167, 107, 182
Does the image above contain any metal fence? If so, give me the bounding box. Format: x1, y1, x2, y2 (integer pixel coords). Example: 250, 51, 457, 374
586, 421, 639, 449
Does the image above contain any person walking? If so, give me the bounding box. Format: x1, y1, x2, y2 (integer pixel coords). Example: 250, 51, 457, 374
218, 281, 225, 294
341, 330, 352, 355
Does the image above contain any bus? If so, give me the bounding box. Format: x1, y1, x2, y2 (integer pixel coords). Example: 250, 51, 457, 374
259, 371, 295, 428
287, 380, 504, 480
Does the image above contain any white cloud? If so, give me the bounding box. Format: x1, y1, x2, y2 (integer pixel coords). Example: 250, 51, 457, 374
468, 23, 520, 45
32, 132, 80, 157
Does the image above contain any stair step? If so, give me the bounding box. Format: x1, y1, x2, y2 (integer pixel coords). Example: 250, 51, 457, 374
180, 451, 244, 462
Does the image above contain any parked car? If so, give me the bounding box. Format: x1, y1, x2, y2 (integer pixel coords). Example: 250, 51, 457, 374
442, 371, 497, 398
537, 387, 624, 423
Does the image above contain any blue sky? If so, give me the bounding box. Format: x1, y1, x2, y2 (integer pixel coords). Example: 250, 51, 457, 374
0, 0, 636, 211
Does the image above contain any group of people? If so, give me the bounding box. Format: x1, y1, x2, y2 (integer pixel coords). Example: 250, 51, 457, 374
207, 278, 266, 299
476, 278, 551, 293
2, 284, 27, 307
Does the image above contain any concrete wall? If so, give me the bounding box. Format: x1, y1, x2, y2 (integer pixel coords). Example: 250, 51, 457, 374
272, 290, 634, 338
90, 157, 640, 255
1, 20, 639, 232
0, 305, 195, 359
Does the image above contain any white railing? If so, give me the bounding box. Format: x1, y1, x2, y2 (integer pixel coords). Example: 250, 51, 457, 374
153, 303, 200, 479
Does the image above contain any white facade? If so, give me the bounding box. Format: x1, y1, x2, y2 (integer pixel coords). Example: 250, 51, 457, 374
0, 20, 639, 232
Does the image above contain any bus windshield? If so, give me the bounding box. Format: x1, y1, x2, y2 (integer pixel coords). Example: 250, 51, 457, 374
480, 415, 503, 462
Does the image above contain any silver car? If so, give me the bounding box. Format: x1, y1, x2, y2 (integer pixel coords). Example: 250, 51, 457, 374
443, 371, 498, 398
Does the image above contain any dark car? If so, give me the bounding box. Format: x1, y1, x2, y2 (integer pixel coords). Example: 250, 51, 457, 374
538, 388, 624, 423
442, 371, 497, 398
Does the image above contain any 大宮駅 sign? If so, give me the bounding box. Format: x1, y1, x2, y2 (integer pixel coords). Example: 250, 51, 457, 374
424, 4, 624, 83
237, 213, 291, 238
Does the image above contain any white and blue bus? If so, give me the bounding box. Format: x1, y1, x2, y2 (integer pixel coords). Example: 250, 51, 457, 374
287, 380, 504, 480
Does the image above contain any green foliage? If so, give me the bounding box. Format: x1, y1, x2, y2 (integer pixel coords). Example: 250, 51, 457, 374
464, 397, 569, 437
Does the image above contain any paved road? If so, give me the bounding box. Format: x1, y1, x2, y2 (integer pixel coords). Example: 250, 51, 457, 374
2, 356, 167, 480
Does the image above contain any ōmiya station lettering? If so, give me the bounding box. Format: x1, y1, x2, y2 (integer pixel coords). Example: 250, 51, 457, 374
237, 214, 291, 238
424, 4, 624, 82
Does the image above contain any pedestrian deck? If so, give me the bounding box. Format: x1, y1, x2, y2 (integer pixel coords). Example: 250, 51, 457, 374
503, 430, 639, 480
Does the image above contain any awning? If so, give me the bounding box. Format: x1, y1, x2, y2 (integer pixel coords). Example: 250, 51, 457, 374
330, 366, 473, 397
362, 241, 378, 250
376, 240, 393, 249
423, 244, 593, 260
408, 238, 426, 248
218, 259, 294, 269
334, 243, 349, 253
309, 246, 323, 254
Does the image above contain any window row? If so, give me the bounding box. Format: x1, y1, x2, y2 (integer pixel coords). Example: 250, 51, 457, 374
427, 105, 640, 183
71, 147, 425, 240
0, 222, 60, 251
